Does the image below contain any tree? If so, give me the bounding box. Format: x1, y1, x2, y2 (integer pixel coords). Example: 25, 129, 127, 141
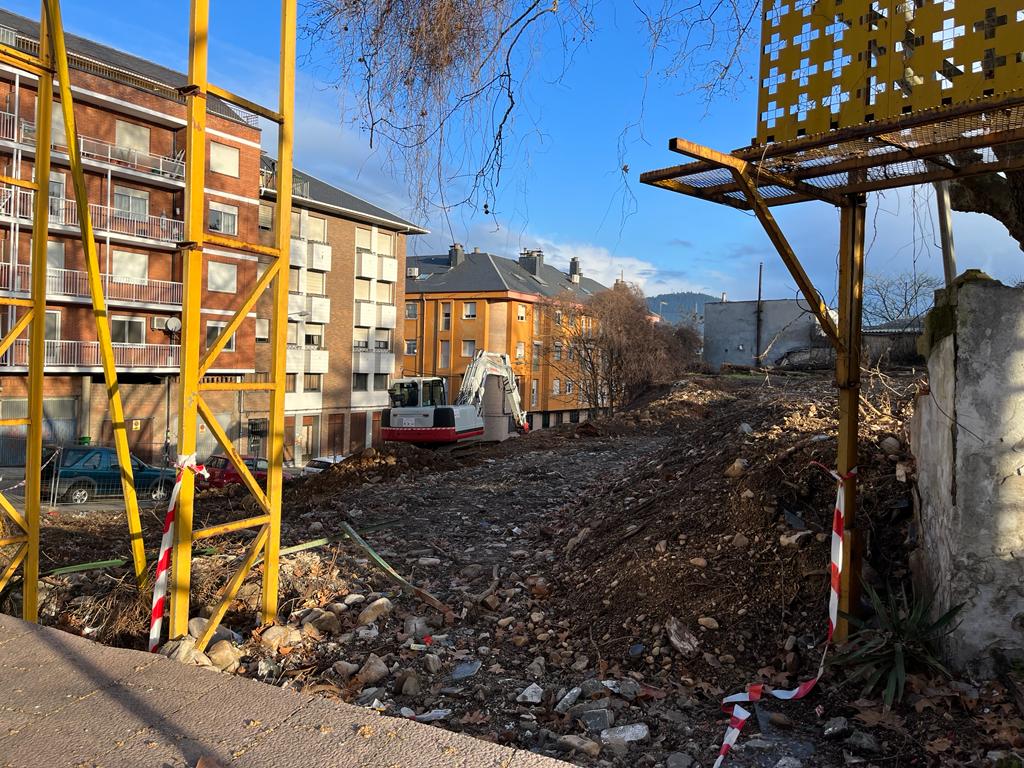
862, 271, 944, 328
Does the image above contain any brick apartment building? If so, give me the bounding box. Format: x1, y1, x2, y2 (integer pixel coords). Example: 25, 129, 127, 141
403, 246, 607, 429
0, 10, 424, 468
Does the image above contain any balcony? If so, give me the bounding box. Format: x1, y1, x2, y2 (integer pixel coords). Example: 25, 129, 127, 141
307, 295, 331, 324
289, 235, 306, 267
378, 256, 398, 283
0, 263, 183, 308
354, 299, 376, 328
352, 348, 395, 374
0, 187, 185, 247
286, 344, 329, 374
2, 338, 180, 371
377, 302, 397, 329
309, 242, 332, 272
4, 114, 185, 181
355, 247, 376, 280
259, 168, 310, 198
287, 291, 305, 317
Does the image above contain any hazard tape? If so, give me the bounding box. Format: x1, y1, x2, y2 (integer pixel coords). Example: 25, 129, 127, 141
0, 449, 61, 495
148, 454, 207, 653
712, 464, 856, 768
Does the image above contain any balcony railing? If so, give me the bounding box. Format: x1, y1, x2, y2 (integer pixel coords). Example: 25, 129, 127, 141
4, 115, 185, 180
3, 338, 180, 369
259, 168, 310, 198
0, 263, 183, 307
0, 187, 184, 244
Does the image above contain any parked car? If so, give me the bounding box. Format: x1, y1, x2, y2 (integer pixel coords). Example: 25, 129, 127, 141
41, 446, 175, 505
200, 454, 269, 489
302, 455, 348, 476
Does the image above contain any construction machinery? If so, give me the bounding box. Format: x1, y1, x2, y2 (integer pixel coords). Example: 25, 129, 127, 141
383, 351, 529, 445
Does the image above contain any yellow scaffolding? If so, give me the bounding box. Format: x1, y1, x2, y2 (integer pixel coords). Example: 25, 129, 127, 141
0, 0, 296, 649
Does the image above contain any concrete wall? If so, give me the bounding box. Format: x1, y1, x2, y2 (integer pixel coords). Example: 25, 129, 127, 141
910, 279, 1024, 674
703, 299, 833, 371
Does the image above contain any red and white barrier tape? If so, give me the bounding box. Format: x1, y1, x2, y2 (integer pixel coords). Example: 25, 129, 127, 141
712, 464, 856, 768
148, 454, 207, 652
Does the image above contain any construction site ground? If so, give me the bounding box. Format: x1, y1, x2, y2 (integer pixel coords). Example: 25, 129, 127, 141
3, 372, 1023, 767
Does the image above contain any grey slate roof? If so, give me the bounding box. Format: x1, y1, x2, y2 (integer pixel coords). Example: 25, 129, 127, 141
260, 156, 426, 234
406, 251, 607, 298
0, 9, 245, 123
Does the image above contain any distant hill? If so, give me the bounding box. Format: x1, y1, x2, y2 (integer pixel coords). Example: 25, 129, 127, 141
646, 292, 717, 324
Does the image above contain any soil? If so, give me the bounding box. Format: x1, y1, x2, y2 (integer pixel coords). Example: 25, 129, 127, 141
5, 371, 1023, 768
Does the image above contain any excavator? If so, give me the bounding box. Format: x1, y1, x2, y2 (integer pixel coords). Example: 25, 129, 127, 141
382, 351, 529, 445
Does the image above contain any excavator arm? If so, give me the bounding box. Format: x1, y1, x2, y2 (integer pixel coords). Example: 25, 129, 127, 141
454, 351, 530, 433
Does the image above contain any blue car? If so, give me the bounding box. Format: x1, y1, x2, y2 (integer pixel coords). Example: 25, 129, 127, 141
41, 446, 175, 505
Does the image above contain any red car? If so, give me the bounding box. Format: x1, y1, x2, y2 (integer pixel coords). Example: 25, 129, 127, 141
200, 455, 268, 489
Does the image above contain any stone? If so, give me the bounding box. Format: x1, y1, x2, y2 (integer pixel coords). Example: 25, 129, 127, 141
602, 679, 641, 700
689, 557, 707, 568
655, 539, 668, 554
600, 723, 649, 746
423, 654, 442, 674
399, 670, 421, 696
356, 653, 389, 685
307, 610, 341, 635
207, 640, 242, 673
666, 753, 694, 768
526, 656, 546, 678
555, 686, 581, 713
404, 615, 429, 639
579, 708, 614, 732
557, 735, 601, 758
417, 557, 441, 566
357, 597, 393, 626
741, 489, 756, 499
845, 730, 881, 754
482, 594, 502, 611
724, 458, 749, 478
666, 618, 698, 659
731, 533, 750, 548
461, 564, 484, 579
497, 616, 515, 628
326, 602, 349, 616
780, 531, 812, 548
344, 593, 366, 606
517, 683, 544, 704
775, 759, 803, 768
698, 617, 719, 630
160, 636, 212, 667
580, 679, 608, 697
452, 659, 482, 680
259, 625, 301, 652
332, 660, 359, 679
309, 521, 323, 532
880, 436, 901, 456
823, 716, 850, 739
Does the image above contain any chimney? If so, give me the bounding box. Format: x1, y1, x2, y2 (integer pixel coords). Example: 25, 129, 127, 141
721, 292, 728, 302
569, 257, 581, 284
518, 248, 544, 276
473, 246, 481, 253
449, 243, 465, 267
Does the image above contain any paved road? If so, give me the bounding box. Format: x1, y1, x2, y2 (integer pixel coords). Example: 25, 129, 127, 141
0, 613, 570, 768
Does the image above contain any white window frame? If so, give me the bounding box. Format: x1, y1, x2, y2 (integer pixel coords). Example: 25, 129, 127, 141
554, 341, 563, 361
258, 203, 273, 231
209, 201, 238, 236
209, 141, 240, 178
44, 309, 61, 341
517, 304, 526, 321
405, 302, 418, 319
462, 339, 476, 358
207, 261, 237, 293
255, 318, 270, 343
552, 378, 561, 395
305, 216, 326, 243
113, 185, 148, 221
110, 315, 146, 345
462, 301, 477, 319
515, 341, 525, 359
205, 320, 235, 352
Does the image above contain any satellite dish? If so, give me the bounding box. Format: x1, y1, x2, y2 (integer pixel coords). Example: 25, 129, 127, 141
165, 317, 182, 333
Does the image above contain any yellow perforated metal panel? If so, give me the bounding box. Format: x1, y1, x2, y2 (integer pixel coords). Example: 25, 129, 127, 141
757, 0, 1024, 144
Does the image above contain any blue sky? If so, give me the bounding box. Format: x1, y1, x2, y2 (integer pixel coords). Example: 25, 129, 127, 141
13, 1, 1023, 302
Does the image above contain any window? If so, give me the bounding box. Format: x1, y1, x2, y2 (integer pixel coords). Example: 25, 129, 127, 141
44, 310, 60, 341
111, 250, 148, 282
463, 301, 477, 319
375, 330, 390, 350
259, 204, 273, 230
110, 316, 145, 344
285, 373, 297, 392
205, 321, 235, 352
373, 373, 389, 390
287, 322, 299, 345
290, 210, 302, 236
304, 373, 322, 392
115, 120, 150, 154
207, 261, 237, 293
552, 378, 561, 395
554, 342, 563, 361
355, 279, 372, 301
531, 379, 538, 407
532, 342, 541, 370
210, 141, 240, 177
517, 304, 526, 321
209, 201, 238, 236
405, 302, 418, 319
353, 327, 369, 349
255, 318, 270, 343
50, 102, 65, 144
377, 231, 393, 257
375, 281, 393, 304
306, 271, 325, 296
462, 339, 476, 358
566, 380, 575, 395
305, 325, 324, 348
439, 340, 450, 369
533, 307, 541, 334
353, 373, 369, 391
306, 216, 326, 242
405, 339, 417, 355
441, 302, 452, 330
554, 310, 563, 326
567, 345, 575, 362
356, 227, 372, 251
515, 341, 525, 359
113, 185, 148, 220
46, 240, 65, 270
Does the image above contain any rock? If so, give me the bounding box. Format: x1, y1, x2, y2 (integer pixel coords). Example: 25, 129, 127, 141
845, 730, 881, 754
555, 686, 582, 714
775, 759, 803, 768
880, 436, 901, 456
570, 655, 589, 671
517, 683, 544, 704
557, 735, 601, 758
724, 458, 749, 478
667, 753, 694, 768
257, 658, 281, 678
306, 609, 341, 635
452, 659, 482, 680
343, 593, 366, 606
689, 557, 707, 568
580, 679, 608, 697
739, 422, 754, 434
666, 617, 700, 658
356, 653, 389, 685
309, 521, 323, 533
823, 716, 850, 739
207, 640, 242, 673
580, 708, 614, 732
423, 654, 442, 674
417, 557, 441, 566
526, 656, 546, 678
741, 489, 755, 499
404, 615, 429, 639
159, 636, 212, 667
461, 564, 484, 579
654, 539, 668, 554
698, 617, 720, 630
600, 723, 649, 746
399, 670, 421, 696
731, 533, 750, 548
602, 679, 641, 700
326, 602, 348, 616
259, 625, 301, 652
482, 594, 502, 611
497, 616, 515, 628
780, 531, 812, 548
627, 643, 645, 659
357, 597, 393, 626
332, 660, 359, 679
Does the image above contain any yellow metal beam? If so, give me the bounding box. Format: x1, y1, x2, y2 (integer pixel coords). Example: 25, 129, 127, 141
206, 83, 283, 125
199, 380, 276, 392
0, 310, 34, 357
44, 0, 147, 589
0, 42, 50, 76
0, 175, 38, 191
263, 0, 297, 625
0, 418, 30, 427
170, 0, 210, 641
0, 535, 29, 548
0, 544, 28, 593
195, 395, 269, 512
0, 297, 35, 307
195, 524, 269, 652
0, 492, 29, 532
197, 258, 280, 377
204, 233, 281, 258
193, 513, 271, 542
